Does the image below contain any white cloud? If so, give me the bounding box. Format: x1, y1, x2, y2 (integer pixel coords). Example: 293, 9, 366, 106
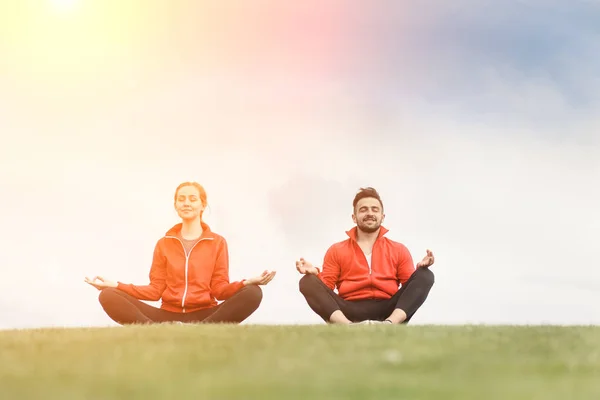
1, 1, 599, 329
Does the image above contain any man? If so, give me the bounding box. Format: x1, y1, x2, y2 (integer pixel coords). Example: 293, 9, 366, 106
297, 187, 435, 324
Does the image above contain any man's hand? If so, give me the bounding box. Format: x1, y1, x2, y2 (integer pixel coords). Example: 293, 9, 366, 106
416, 249, 435, 268
296, 258, 320, 275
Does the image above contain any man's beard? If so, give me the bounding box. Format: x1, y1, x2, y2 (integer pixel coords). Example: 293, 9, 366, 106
357, 218, 381, 233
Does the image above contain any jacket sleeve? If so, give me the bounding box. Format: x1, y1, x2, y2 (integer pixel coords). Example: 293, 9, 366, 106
397, 244, 416, 285
318, 246, 341, 290
117, 240, 168, 301
210, 238, 244, 300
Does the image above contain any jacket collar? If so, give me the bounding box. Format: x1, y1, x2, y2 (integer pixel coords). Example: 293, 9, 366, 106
165, 221, 215, 239
345, 225, 389, 242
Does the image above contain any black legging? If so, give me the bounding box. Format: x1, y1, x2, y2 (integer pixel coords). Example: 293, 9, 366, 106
299, 267, 434, 323
98, 285, 263, 325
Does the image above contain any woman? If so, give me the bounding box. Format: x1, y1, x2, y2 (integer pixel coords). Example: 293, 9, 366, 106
85, 181, 276, 325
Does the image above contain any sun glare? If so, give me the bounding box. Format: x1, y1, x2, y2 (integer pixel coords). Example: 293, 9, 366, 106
50, 0, 80, 12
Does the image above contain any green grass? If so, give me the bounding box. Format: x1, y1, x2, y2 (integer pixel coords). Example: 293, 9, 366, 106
1, 325, 599, 399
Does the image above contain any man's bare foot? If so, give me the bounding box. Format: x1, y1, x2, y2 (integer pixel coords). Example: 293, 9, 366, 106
351, 320, 393, 325
329, 310, 352, 324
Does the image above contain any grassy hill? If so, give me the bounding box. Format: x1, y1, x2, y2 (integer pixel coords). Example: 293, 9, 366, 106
1, 325, 599, 399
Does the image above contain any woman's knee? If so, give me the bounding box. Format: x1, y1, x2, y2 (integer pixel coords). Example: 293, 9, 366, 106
98, 287, 120, 306
241, 284, 263, 307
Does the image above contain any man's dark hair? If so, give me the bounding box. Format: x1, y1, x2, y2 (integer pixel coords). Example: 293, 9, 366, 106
352, 187, 384, 211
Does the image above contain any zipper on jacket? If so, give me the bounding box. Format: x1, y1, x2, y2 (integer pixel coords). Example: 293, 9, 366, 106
353, 233, 383, 299
165, 236, 213, 313
357, 245, 373, 276
357, 246, 374, 297
367, 252, 373, 298
359, 241, 377, 298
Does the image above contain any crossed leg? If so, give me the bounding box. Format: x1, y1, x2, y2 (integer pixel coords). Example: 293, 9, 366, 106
299, 267, 434, 324
98, 285, 263, 325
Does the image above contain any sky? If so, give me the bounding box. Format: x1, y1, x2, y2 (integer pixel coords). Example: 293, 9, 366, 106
1, 0, 599, 329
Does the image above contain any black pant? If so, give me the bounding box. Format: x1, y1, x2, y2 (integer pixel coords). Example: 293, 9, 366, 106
299, 267, 434, 323
98, 285, 263, 325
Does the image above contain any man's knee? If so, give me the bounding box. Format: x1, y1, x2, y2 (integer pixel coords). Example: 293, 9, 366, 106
299, 274, 320, 295
413, 267, 435, 287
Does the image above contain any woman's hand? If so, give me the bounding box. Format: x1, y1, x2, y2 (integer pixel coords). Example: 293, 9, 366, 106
244, 270, 277, 286
84, 276, 118, 290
